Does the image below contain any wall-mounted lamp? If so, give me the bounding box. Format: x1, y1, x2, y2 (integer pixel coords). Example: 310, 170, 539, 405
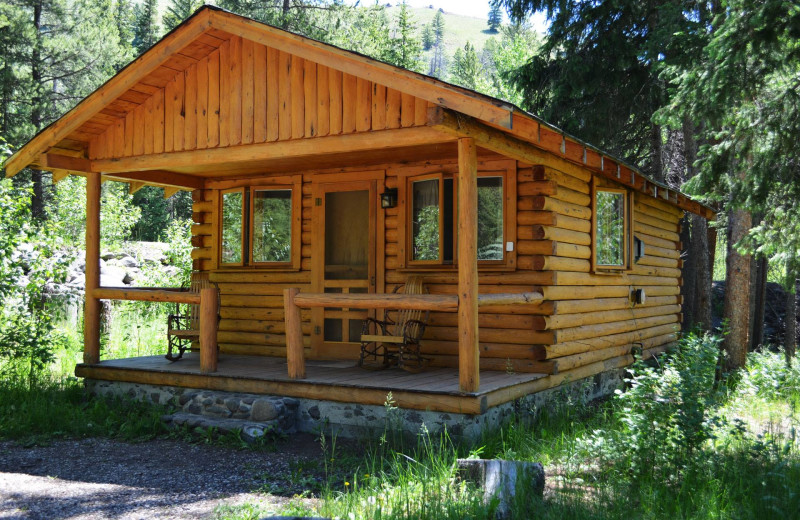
380, 188, 398, 209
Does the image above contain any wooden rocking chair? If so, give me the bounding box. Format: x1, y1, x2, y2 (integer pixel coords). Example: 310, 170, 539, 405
166, 272, 218, 361
358, 276, 430, 371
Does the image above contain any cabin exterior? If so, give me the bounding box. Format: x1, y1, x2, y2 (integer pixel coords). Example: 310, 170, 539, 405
5, 7, 713, 434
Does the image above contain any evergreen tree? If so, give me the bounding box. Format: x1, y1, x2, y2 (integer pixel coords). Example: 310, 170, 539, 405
133, 0, 160, 55
112, 0, 136, 67
450, 42, 481, 90
421, 22, 433, 51
162, 0, 204, 32
487, 2, 502, 33
386, 1, 422, 71
431, 9, 445, 44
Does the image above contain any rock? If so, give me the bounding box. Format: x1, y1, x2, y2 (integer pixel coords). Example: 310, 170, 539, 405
118, 255, 138, 268
100, 265, 127, 287
251, 398, 280, 421
122, 272, 135, 285
456, 459, 544, 519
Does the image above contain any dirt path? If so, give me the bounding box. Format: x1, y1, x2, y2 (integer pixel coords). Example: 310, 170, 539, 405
0, 436, 324, 519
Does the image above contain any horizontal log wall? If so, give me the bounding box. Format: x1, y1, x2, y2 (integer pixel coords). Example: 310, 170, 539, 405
526, 166, 683, 380
88, 35, 430, 160
188, 156, 684, 384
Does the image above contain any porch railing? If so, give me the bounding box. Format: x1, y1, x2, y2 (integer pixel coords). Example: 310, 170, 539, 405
90, 286, 220, 373
283, 289, 544, 384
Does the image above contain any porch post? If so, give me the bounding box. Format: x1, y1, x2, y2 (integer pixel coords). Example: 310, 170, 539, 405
83, 172, 101, 364
457, 138, 479, 392
199, 287, 219, 373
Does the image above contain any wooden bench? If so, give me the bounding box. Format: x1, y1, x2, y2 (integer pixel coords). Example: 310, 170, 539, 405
358, 276, 430, 371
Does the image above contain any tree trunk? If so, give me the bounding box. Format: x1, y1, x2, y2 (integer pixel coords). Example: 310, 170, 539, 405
30, 0, 45, 220
723, 204, 752, 371
751, 255, 768, 350
785, 281, 796, 366
681, 119, 713, 331
692, 213, 713, 330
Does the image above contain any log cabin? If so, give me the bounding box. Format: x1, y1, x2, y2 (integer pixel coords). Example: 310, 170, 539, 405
3, 6, 714, 434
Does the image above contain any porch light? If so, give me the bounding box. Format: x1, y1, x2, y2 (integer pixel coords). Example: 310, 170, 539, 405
380, 188, 398, 209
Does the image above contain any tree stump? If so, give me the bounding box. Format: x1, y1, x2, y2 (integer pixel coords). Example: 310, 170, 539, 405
456, 458, 545, 519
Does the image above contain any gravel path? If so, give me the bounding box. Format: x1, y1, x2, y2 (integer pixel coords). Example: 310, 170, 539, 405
0, 436, 324, 519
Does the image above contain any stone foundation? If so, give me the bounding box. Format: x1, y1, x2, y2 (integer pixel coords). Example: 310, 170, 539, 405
86, 368, 624, 441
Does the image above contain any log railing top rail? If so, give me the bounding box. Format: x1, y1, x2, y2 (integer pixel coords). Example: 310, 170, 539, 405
291, 292, 544, 311
92, 286, 202, 305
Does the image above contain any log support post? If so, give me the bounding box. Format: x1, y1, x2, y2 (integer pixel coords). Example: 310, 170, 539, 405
457, 138, 479, 392
199, 287, 219, 373
284, 288, 306, 379
84, 172, 101, 364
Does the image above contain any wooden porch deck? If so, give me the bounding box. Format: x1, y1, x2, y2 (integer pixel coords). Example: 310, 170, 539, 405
76, 354, 549, 414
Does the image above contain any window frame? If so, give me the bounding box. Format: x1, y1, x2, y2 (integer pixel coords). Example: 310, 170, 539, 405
219, 187, 246, 267
401, 166, 515, 269
248, 181, 302, 269
591, 178, 635, 273
217, 175, 302, 270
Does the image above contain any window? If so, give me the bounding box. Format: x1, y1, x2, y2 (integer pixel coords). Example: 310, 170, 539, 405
219, 176, 301, 269
406, 172, 510, 266
592, 182, 633, 272
221, 188, 245, 266
251, 188, 293, 265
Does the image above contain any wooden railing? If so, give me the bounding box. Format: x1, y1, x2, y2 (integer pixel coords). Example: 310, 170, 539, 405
283, 289, 544, 381
91, 286, 220, 373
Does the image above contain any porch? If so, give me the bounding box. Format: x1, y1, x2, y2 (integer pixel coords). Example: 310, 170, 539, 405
76, 353, 548, 414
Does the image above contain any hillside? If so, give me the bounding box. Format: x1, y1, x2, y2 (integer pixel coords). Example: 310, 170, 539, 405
385, 4, 503, 60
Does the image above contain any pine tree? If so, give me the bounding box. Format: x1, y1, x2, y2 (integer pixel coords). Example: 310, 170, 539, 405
431, 10, 445, 45
487, 3, 502, 32
386, 1, 422, 71
450, 42, 481, 90
133, 0, 160, 55
163, 0, 204, 32
421, 23, 434, 50
112, 0, 136, 67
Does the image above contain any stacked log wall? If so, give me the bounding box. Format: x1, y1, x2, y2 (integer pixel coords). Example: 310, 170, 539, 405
524, 164, 683, 387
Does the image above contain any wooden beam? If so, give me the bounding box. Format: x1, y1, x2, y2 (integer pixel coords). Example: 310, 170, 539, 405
163, 186, 180, 199
199, 287, 219, 373
207, 8, 514, 129
428, 107, 715, 220
91, 126, 452, 174
37, 153, 91, 172
101, 170, 204, 190
4, 9, 212, 177
52, 170, 70, 183
284, 288, 306, 379
457, 137, 479, 393
129, 182, 145, 194
84, 172, 101, 365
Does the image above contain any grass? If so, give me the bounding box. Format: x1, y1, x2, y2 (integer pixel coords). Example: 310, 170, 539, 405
4, 317, 800, 519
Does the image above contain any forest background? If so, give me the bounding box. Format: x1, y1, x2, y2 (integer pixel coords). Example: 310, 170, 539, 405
1, 0, 799, 376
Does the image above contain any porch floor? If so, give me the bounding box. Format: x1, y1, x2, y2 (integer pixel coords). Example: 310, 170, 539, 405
76, 354, 548, 414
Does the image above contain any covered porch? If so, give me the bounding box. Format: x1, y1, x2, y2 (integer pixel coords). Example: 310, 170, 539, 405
75, 353, 548, 414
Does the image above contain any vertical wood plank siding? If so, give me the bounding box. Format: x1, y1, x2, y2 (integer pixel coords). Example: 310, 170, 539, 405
89, 39, 431, 160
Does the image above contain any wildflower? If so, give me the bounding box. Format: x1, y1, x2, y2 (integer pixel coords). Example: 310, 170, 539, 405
345, 481, 350, 487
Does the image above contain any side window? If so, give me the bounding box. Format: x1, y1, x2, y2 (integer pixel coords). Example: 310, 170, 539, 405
221, 188, 245, 266
251, 189, 292, 264
406, 172, 509, 266
593, 183, 632, 271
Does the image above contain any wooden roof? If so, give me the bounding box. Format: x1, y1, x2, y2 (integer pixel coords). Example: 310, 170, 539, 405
2, 5, 713, 219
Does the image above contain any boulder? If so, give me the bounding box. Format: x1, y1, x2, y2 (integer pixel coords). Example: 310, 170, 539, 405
118, 255, 139, 268
456, 459, 545, 519
99, 265, 127, 286
251, 398, 280, 421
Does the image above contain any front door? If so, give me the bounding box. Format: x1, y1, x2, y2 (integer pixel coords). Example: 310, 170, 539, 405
312, 179, 377, 358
